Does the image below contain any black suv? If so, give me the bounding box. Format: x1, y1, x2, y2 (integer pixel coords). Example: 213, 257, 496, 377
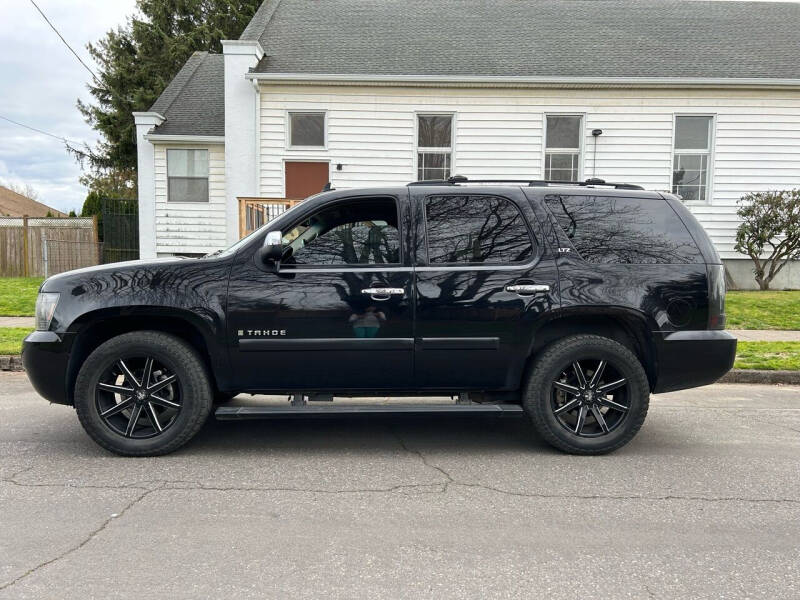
23, 178, 736, 456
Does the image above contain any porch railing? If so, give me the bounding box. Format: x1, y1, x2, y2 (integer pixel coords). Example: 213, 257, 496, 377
238, 198, 302, 238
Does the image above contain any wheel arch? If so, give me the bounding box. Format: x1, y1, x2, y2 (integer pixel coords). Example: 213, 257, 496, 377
65, 308, 229, 405
522, 308, 658, 391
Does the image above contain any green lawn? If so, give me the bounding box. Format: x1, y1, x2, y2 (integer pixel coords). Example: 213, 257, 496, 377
0, 328, 31, 355
734, 341, 800, 371
0, 278, 43, 316
726, 291, 800, 330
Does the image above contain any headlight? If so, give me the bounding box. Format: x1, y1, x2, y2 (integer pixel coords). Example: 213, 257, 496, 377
35, 292, 60, 331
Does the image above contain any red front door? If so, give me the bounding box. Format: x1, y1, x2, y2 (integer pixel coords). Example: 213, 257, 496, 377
285, 162, 330, 200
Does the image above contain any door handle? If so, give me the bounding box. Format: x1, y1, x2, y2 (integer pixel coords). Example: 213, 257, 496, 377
361, 287, 405, 300
505, 284, 550, 295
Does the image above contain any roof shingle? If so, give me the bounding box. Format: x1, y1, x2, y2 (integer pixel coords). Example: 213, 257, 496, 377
245, 0, 800, 79
150, 52, 224, 137
148, 0, 800, 137
0, 187, 66, 217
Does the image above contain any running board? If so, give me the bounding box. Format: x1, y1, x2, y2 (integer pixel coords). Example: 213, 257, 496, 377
215, 403, 524, 420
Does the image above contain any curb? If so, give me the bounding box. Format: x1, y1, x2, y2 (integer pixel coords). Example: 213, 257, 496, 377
0, 355, 23, 371
1, 356, 798, 385
719, 369, 800, 385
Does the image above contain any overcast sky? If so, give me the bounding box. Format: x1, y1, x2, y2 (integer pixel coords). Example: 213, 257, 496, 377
1, 0, 137, 213
1, 0, 799, 214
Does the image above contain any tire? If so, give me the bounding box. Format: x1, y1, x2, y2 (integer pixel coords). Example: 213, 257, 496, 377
74, 331, 213, 456
523, 335, 649, 455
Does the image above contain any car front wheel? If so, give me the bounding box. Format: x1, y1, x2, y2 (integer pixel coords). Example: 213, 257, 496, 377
523, 335, 650, 455
74, 331, 213, 456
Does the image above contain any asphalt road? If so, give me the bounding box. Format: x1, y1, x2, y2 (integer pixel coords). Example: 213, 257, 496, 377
1, 372, 799, 599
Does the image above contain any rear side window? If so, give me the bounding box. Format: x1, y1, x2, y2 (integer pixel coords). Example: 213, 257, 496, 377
545, 195, 702, 264
425, 195, 534, 264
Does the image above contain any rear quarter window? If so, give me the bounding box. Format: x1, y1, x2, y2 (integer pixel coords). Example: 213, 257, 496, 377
544, 195, 702, 264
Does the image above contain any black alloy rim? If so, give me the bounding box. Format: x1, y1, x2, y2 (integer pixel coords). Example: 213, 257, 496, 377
95, 356, 182, 439
550, 359, 630, 437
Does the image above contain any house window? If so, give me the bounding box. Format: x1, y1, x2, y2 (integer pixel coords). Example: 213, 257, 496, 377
545, 115, 582, 181
672, 116, 713, 202
417, 114, 452, 180
167, 149, 209, 202
289, 112, 325, 147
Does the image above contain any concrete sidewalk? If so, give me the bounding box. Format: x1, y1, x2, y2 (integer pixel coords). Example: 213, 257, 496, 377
0, 317, 34, 328
729, 329, 800, 342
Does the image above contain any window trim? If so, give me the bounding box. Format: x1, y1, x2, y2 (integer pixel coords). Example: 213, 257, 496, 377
166, 148, 210, 203
671, 113, 716, 205
277, 195, 404, 269
415, 112, 456, 181
421, 193, 539, 269
543, 113, 585, 182
286, 110, 328, 150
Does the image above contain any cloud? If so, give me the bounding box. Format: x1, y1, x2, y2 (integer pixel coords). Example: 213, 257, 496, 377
0, 0, 137, 213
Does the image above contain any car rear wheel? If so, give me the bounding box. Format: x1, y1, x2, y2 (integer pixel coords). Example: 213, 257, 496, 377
523, 335, 649, 455
74, 331, 212, 456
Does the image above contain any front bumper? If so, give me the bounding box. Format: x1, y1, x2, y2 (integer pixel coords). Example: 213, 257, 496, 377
653, 330, 737, 393
22, 331, 72, 405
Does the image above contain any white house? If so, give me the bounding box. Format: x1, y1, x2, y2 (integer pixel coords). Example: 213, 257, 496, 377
134, 0, 800, 289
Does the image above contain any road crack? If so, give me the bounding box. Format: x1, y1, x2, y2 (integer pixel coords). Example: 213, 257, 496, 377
162, 480, 446, 495
0, 484, 161, 592
391, 429, 453, 493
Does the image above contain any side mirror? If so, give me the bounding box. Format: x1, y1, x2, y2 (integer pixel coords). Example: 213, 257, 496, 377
258, 230, 283, 264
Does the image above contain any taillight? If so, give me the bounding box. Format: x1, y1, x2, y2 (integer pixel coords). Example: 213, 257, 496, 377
707, 264, 726, 330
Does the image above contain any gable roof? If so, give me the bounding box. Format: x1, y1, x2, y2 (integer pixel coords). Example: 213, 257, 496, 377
244, 0, 800, 80
146, 0, 800, 137
149, 52, 224, 137
0, 187, 65, 218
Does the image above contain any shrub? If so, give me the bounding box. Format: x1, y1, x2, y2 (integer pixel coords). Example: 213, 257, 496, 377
735, 189, 800, 290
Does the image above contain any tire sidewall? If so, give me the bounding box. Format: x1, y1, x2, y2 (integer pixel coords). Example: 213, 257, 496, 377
525, 336, 649, 454
75, 333, 211, 455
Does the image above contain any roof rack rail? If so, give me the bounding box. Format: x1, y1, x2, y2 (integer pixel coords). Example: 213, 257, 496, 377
408, 175, 644, 191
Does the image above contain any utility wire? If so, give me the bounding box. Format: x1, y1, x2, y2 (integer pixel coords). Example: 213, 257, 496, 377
0, 114, 86, 147
28, 0, 101, 86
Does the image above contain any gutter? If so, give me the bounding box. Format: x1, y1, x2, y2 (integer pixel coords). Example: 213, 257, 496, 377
245, 72, 800, 90
144, 134, 226, 143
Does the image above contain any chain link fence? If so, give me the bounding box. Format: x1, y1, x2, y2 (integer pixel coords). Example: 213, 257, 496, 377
42, 239, 104, 278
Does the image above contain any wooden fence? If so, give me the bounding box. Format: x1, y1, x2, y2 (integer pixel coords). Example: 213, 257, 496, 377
0, 217, 100, 277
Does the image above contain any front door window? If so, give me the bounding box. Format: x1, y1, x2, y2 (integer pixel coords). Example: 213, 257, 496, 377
282, 198, 400, 266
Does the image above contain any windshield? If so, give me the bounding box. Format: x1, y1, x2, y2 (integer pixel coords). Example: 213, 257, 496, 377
206, 200, 310, 258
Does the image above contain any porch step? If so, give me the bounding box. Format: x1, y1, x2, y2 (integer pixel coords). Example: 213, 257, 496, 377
214, 403, 524, 420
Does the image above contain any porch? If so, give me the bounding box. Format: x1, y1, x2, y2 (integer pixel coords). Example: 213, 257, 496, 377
238, 198, 302, 238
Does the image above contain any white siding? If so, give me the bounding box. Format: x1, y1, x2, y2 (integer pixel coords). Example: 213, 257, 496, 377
153, 143, 226, 255
257, 85, 800, 259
